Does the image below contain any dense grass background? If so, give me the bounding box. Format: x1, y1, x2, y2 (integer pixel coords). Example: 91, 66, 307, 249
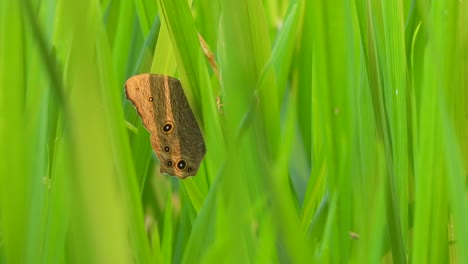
0, 0, 467, 263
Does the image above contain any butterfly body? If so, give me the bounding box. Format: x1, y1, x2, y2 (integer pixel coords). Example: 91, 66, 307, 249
125, 74, 205, 179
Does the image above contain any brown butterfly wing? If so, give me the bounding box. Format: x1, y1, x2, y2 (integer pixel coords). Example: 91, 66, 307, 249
125, 74, 158, 133
125, 74, 206, 179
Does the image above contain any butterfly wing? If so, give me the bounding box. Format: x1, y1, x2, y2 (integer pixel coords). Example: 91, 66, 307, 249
125, 74, 159, 133
125, 74, 206, 178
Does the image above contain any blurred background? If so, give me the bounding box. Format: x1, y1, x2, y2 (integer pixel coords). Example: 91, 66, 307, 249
0, 0, 467, 263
